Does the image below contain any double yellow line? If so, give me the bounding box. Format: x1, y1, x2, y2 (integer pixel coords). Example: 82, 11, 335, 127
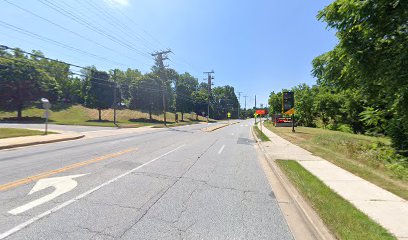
0, 148, 137, 191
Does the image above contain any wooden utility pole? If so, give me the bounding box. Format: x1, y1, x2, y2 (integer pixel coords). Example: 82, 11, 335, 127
204, 70, 214, 122
152, 50, 172, 126
112, 69, 119, 127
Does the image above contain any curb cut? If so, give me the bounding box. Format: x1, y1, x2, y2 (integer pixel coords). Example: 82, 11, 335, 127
0, 134, 85, 150
251, 126, 335, 240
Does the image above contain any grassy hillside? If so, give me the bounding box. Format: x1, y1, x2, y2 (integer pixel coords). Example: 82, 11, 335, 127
264, 121, 408, 200
0, 105, 209, 128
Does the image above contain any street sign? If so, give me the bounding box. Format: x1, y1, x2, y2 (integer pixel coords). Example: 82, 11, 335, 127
41, 98, 51, 135
41, 98, 51, 110
282, 91, 295, 115
255, 109, 267, 115
227, 112, 231, 118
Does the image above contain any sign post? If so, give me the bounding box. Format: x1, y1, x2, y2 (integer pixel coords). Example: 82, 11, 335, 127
41, 98, 51, 135
255, 109, 268, 133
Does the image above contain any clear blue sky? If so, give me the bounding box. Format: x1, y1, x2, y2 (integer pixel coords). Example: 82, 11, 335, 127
0, 0, 337, 108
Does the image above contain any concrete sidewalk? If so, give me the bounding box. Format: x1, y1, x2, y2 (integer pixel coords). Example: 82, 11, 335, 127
258, 122, 408, 240
0, 131, 84, 150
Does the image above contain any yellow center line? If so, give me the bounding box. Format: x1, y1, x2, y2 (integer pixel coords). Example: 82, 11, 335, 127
0, 148, 137, 191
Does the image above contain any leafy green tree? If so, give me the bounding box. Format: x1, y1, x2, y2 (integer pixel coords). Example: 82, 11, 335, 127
291, 84, 316, 127
129, 72, 162, 120
0, 54, 59, 118
84, 69, 114, 121
316, 0, 408, 153
268, 91, 282, 115
191, 83, 209, 118
175, 72, 198, 121
313, 89, 342, 128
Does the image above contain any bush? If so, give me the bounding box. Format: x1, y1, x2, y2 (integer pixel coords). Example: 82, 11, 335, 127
387, 118, 408, 157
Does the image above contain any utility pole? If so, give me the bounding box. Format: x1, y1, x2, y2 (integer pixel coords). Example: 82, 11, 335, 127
255, 95, 257, 109
244, 95, 248, 110
152, 50, 172, 126
237, 91, 242, 119
112, 70, 118, 127
204, 70, 214, 122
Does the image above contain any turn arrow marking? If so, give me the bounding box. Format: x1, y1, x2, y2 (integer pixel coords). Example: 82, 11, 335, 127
8, 174, 87, 215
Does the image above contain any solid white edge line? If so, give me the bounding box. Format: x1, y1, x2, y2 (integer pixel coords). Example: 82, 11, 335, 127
0, 145, 185, 240
217, 145, 225, 154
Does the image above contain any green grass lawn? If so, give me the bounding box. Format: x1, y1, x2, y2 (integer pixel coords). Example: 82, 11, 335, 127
0, 105, 210, 128
265, 121, 408, 200
0, 128, 55, 139
277, 160, 395, 240
253, 126, 270, 141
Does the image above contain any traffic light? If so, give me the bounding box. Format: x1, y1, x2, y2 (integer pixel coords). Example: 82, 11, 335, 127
282, 91, 294, 114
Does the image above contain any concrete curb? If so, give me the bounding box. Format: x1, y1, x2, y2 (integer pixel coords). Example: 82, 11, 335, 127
0, 134, 85, 150
251, 126, 335, 240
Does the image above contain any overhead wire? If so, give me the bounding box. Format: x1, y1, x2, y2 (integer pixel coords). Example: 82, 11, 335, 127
36, 0, 151, 58
75, 0, 158, 52
1, 0, 150, 67
0, 21, 128, 67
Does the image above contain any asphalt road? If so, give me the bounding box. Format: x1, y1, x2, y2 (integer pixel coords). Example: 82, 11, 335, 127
0, 120, 293, 240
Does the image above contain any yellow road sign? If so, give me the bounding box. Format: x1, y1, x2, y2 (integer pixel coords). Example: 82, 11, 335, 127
284, 108, 295, 115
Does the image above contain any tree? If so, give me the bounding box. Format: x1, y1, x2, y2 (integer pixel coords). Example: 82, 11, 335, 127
175, 72, 197, 121
316, 0, 408, 153
129, 72, 162, 120
268, 91, 283, 115
84, 69, 114, 121
0, 55, 59, 118
292, 84, 316, 127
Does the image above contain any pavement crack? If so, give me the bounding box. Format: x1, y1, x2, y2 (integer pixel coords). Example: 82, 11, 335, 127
82, 198, 141, 210
75, 225, 116, 239
131, 171, 178, 180
118, 139, 218, 238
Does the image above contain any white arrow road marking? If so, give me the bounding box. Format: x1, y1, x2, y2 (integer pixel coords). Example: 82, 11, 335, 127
0, 145, 184, 240
8, 174, 87, 215
218, 145, 225, 154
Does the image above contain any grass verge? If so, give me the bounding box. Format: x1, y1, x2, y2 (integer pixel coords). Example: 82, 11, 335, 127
0, 128, 56, 139
0, 105, 210, 128
253, 126, 270, 141
264, 122, 408, 200
277, 160, 395, 240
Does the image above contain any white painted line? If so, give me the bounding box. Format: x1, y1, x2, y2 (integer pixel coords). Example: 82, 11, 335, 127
0, 145, 185, 240
218, 145, 225, 154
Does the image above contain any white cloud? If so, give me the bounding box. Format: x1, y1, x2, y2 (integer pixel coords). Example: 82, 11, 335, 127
104, 0, 130, 7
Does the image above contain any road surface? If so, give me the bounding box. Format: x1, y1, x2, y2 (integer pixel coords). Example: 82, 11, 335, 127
0, 120, 293, 239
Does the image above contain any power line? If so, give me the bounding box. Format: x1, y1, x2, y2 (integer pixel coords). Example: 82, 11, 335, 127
75, 0, 157, 52
36, 0, 151, 58
0, 21, 128, 67
2, 0, 149, 66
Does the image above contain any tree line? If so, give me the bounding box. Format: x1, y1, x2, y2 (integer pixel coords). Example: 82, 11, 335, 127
0, 47, 239, 121
269, 0, 408, 156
